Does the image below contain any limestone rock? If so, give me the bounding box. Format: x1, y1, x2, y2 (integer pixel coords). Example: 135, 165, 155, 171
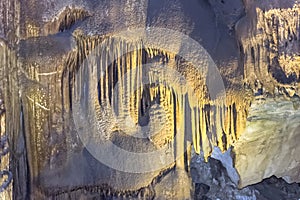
1, 0, 300, 199
233, 97, 300, 188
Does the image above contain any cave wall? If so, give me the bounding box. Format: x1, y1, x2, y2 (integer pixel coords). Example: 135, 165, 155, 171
0, 0, 299, 199
233, 0, 300, 188
236, 0, 300, 94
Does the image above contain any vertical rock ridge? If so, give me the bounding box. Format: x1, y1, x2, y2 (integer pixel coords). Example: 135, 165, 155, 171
15, 34, 75, 197
0, 0, 23, 196
0, 40, 23, 199
0, 0, 20, 43
0, 52, 12, 198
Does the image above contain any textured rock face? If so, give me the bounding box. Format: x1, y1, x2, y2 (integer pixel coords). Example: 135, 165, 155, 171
0, 89, 13, 199
233, 98, 300, 187
0, 0, 300, 199
236, 0, 300, 92
191, 152, 300, 200
232, 0, 300, 188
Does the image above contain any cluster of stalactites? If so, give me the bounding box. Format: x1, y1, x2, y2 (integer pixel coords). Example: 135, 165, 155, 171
43, 7, 89, 36
67, 35, 249, 160
241, 6, 300, 95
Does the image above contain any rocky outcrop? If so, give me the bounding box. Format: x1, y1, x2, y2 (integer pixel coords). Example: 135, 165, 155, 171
191, 152, 300, 200
233, 97, 300, 188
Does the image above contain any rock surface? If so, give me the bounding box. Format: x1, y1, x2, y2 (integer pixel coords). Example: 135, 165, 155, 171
233, 97, 300, 187
0, 0, 300, 199
191, 153, 300, 200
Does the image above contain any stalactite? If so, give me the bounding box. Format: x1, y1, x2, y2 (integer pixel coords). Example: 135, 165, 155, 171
238, 5, 300, 95
42, 7, 90, 36
66, 34, 251, 164
46, 182, 156, 200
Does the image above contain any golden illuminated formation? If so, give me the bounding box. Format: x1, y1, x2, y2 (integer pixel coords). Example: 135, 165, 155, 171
65, 34, 251, 162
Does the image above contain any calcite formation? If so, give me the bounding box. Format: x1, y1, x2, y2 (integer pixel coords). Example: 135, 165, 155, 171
0, 0, 299, 199
237, 2, 300, 91
233, 1, 300, 187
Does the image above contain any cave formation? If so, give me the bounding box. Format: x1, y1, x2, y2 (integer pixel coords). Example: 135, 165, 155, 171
0, 0, 300, 199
